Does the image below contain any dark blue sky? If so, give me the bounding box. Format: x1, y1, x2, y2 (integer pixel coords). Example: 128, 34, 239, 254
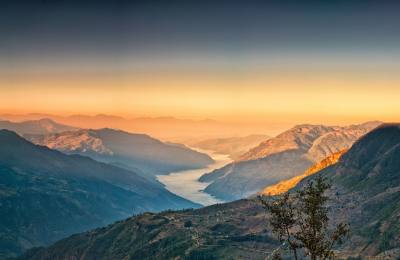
2, 0, 400, 60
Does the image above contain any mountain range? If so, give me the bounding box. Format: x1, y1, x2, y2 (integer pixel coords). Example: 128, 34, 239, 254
0, 130, 199, 258
26, 128, 213, 179
0, 118, 77, 135
199, 121, 381, 201
20, 124, 400, 259
316, 124, 400, 257
0, 113, 275, 141
187, 134, 270, 160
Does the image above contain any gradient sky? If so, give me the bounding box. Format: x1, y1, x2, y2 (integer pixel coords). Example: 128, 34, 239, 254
1, 0, 400, 128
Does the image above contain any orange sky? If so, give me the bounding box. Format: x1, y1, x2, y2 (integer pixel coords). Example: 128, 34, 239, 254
1, 65, 400, 129
1, 1, 400, 137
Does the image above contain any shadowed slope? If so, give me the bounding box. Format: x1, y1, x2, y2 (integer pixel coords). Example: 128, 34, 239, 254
27, 128, 214, 179
0, 130, 199, 258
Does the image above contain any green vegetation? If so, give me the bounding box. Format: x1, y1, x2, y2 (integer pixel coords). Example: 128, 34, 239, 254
14, 124, 400, 259
260, 176, 349, 259
0, 130, 199, 258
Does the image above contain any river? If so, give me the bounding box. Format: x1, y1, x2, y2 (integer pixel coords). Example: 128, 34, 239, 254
157, 149, 232, 206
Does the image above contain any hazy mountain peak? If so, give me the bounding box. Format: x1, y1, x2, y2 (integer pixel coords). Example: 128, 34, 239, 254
239, 122, 381, 162
188, 134, 270, 160
239, 124, 336, 161
95, 127, 158, 142
0, 118, 77, 135
27, 128, 214, 178
34, 118, 54, 123
357, 120, 383, 128
27, 129, 112, 155
292, 123, 334, 129
202, 121, 382, 201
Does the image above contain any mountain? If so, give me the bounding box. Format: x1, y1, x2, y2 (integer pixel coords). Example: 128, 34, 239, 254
187, 135, 270, 160
20, 124, 400, 259
239, 121, 381, 162
19, 200, 274, 260
200, 149, 313, 201
0, 118, 77, 135
0, 113, 289, 141
0, 130, 199, 258
0, 113, 280, 141
260, 149, 347, 196
294, 123, 400, 257
200, 122, 381, 201
26, 128, 214, 178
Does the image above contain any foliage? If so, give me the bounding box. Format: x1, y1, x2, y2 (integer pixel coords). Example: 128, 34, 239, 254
260, 192, 299, 259
184, 220, 193, 228
260, 176, 349, 260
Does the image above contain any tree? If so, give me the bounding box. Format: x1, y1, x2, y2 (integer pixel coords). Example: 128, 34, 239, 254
260, 193, 299, 260
259, 176, 349, 259
184, 220, 193, 228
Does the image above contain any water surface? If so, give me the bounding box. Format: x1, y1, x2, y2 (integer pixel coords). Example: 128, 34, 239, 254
157, 149, 232, 206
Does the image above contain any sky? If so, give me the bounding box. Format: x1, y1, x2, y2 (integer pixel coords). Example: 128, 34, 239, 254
1, 0, 400, 131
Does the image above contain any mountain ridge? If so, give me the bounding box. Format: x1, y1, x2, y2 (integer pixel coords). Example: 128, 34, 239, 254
0, 118, 77, 135
26, 128, 214, 179
0, 113, 281, 140
187, 134, 270, 160
200, 121, 381, 201
20, 124, 400, 259
0, 129, 199, 258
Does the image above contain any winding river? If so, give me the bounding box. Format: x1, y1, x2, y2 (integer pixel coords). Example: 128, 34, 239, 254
157, 149, 232, 206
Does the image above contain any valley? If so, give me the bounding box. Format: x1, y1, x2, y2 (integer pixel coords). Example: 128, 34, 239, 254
21, 124, 400, 259
1, 119, 398, 259
2, 1, 400, 258
157, 149, 232, 206
0, 127, 210, 258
